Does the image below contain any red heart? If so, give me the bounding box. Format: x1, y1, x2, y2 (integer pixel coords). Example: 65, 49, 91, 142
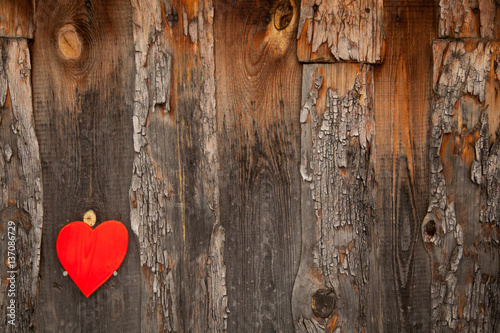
56, 220, 128, 297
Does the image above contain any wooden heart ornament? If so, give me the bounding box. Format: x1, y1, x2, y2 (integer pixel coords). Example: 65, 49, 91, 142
56, 220, 128, 297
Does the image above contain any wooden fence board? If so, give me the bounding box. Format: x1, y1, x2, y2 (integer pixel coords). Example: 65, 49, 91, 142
215, 0, 302, 331
130, 0, 222, 331
425, 39, 500, 332
32, 1, 141, 331
0, 38, 42, 332
293, 63, 376, 332
373, 0, 438, 330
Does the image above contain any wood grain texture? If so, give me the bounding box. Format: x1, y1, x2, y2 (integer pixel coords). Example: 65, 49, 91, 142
424, 39, 500, 332
215, 0, 302, 331
293, 63, 376, 332
439, 0, 499, 39
373, 0, 438, 331
0, 38, 42, 332
32, 1, 141, 331
131, 0, 222, 331
297, 0, 384, 63
0, 0, 34, 38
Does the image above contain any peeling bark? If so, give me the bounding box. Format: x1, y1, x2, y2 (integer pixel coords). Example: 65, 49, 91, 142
0, 38, 43, 332
207, 224, 228, 332
293, 64, 376, 332
297, 0, 384, 63
130, 1, 178, 328
424, 39, 500, 332
439, 0, 498, 39
131, 0, 222, 331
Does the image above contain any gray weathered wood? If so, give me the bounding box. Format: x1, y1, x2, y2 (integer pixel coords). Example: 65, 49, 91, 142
32, 1, 141, 331
0, 38, 43, 332
215, 0, 302, 331
131, 0, 223, 331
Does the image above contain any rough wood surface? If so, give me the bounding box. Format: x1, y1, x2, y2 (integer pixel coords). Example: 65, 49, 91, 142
439, 0, 499, 39
373, 0, 438, 330
0, 38, 42, 332
215, 0, 302, 331
0, 0, 34, 38
32, 1, 141, 331
297, 0, 384, 63
130, 0, 223, 331
293, 63, 376, 332
424, 39, 500, 332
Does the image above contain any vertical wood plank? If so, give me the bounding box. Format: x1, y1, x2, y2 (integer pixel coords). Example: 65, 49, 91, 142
296, 0, 384, 63
292, 64, 376, 332
0, 0, 34, 38
215, 0, 302, 331
424, 39, 500, 332
33, 1, 141, 331
131, 0, 222, 331
0, 38, 43, 332
373, 0, 438, 331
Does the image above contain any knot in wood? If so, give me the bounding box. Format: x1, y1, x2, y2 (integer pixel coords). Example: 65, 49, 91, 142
311, 288, 336, 318
422, 213, 440, 244
83, 210, 97, 227
424, 219, 436, 237
274, 0, 293, 30
57, 24, 82, 60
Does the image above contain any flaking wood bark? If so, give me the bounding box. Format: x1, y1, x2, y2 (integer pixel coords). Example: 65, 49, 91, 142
424, 39, 500, 332
439, 0, 498, 39
131, 0, 223, 331
293, 64, 376, 332
297, 0, 384, 63
0, 38, 43, 332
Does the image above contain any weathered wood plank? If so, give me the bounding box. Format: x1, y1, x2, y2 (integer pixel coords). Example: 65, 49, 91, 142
0, 38, 42, 332
373, 0, 438, 330
297, 0, 384, 63
131, 0, 222, 331
439, 0, 499, 39
32, 1, 141, 331
424, 39, 500, 332
292, 63, 376, 332
215, 0, 302, 331
0, 0, 34, 38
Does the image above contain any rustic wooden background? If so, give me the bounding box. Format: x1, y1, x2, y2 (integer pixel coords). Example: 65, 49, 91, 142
0, 0, 499, 332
